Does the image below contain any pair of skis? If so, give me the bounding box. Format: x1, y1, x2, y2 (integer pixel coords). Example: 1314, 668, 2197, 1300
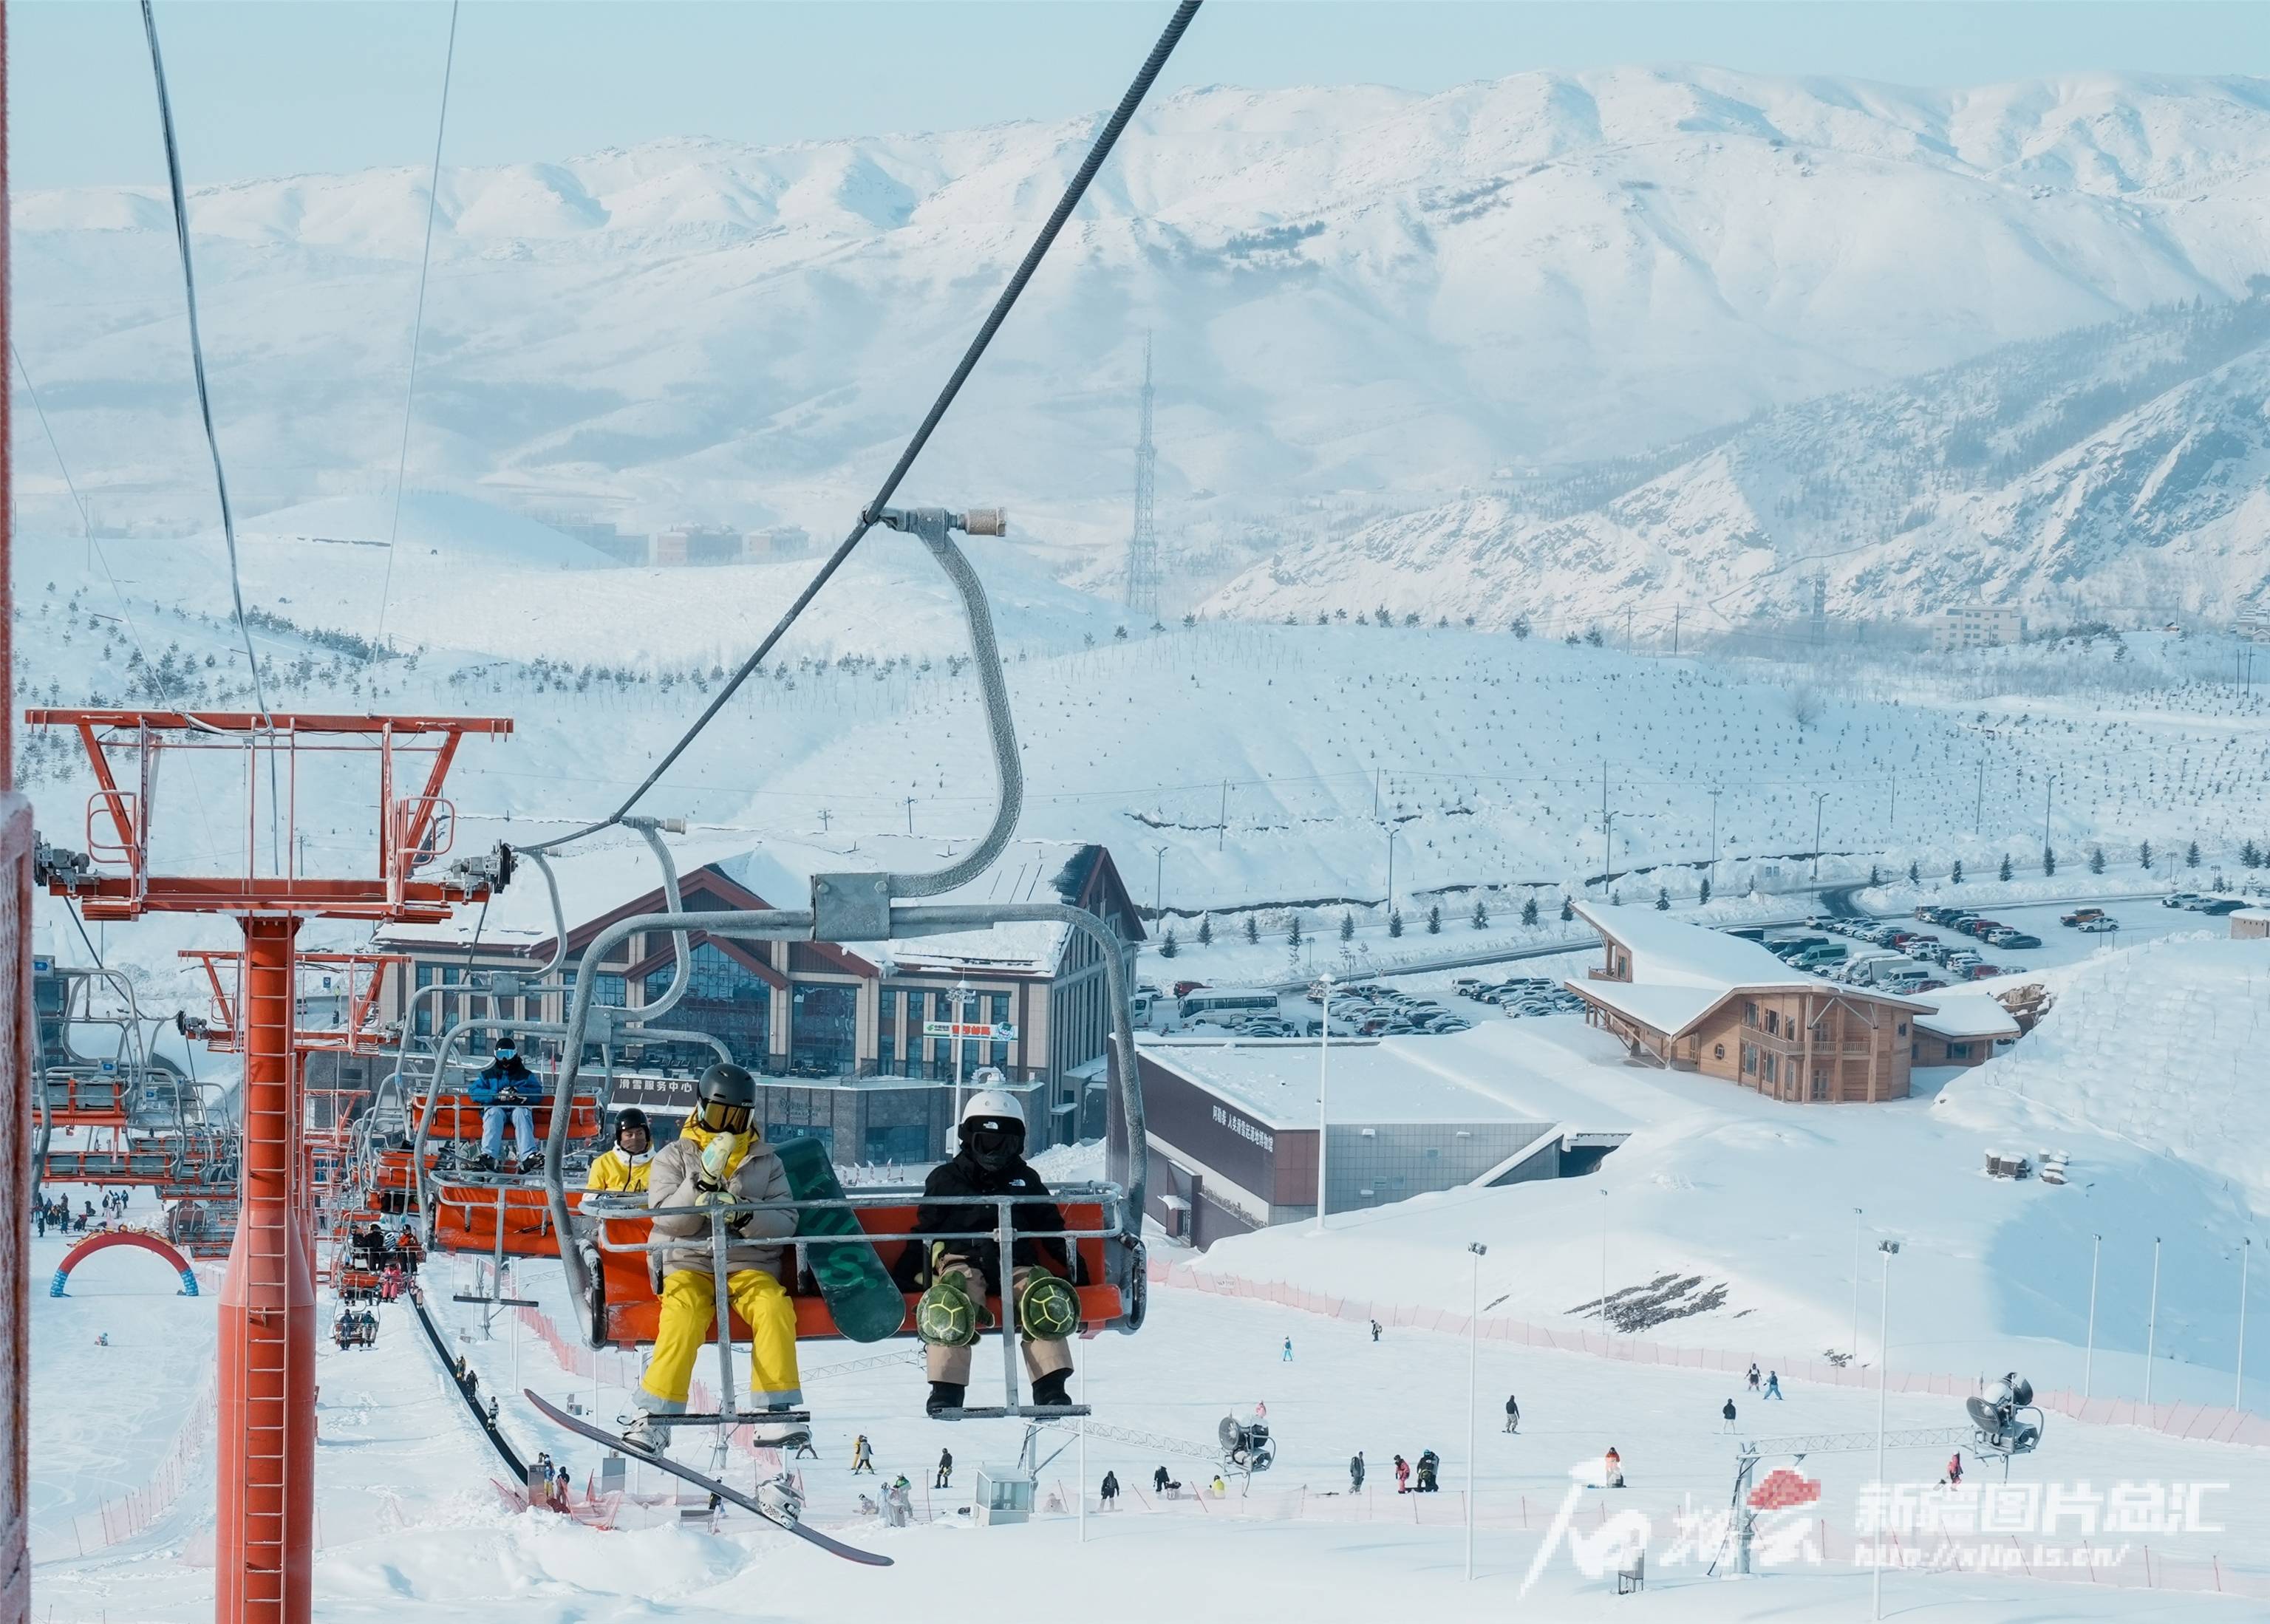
525, 1388, 893, 1565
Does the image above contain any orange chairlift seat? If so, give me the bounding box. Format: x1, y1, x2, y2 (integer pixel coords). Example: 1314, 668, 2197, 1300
579, 1191, 1131, 1347
421, 1089, 604, 1257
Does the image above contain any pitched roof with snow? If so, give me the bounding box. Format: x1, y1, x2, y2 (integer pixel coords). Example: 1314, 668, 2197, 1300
1906, 992, 2023, 1042
1571, 901, 1816, 991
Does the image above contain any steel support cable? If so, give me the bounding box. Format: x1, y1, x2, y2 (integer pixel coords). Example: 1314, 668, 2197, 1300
140, 0, 284, 872
518, 0, 1204, 856
372, 0, 461, 659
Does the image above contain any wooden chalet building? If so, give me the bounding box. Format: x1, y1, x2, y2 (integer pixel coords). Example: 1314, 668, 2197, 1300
372, 836, 1143, 1160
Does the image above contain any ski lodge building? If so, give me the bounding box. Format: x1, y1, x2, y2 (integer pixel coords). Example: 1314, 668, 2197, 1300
369, 833, 1143, 1161
1562, 903, 2017, 1101
1135, 1034, 1632, 1250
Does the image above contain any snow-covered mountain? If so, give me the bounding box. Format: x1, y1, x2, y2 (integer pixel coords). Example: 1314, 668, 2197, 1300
17, 66, 2270, 587
1206, 293, 2270, 627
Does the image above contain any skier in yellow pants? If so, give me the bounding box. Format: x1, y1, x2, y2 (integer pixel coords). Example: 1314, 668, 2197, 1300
626, 1064, 806, 1448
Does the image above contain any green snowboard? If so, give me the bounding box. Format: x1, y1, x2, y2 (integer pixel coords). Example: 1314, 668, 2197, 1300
773, 1135, 907, 1343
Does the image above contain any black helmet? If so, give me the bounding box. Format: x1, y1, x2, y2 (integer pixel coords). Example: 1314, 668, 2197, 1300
494, 1034, 517, 1054
695, 1063, 756, 1133
613, 1106, 651, 1145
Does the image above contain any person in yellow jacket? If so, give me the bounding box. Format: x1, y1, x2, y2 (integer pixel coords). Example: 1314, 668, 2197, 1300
624, 1065, 805, 1449
584, 1108, 655, 1193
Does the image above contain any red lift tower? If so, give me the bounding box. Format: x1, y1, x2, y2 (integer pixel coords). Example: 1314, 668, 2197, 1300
29, 710, 511, 1624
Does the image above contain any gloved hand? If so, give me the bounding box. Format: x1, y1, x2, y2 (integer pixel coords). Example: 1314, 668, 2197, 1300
692, 1180, 734, 1209
699, 1133, 739, 1181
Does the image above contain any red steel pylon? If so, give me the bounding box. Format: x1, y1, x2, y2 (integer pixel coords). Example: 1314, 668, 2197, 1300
27, 712, 511, 1624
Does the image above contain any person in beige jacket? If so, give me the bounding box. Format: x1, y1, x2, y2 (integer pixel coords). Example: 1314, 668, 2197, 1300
627, 1064, 805, 1447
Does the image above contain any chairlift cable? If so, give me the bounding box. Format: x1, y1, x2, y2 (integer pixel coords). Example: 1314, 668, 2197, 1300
372, 0, 462, 661
519, 0, 1205, 855
139, 0, 284, 871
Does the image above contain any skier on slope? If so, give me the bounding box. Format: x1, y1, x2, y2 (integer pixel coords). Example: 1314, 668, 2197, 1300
1721, 1398, 1738, 1433
1746, 1362, 1761, 1393
1504, 1393, 1521, 1433
1603, 1447, 1624, 1489
1764, 1371, 1782, 1400
1415, 1450, 1440, 1492
585, 1107, 656, 1193
935, 1447, 953, 1489
1349, 1451, 1365, 1492
851, 1435, 875, 1474
624, 1064, 805, 1450
1281, 1337, 1294, 1362
896, 1090, 1078, 1415
1100, 1470, 1120, 1509
469, 1035, 541, 1173
1153, 1465, 1170, 1495
1393, 1454, 1411, 1494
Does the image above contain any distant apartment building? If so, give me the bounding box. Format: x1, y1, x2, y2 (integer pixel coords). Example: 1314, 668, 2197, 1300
2239, 601, 2270, 644
1926, 606, 2025, 652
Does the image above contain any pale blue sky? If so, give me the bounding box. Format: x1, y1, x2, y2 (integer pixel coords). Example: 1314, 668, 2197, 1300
13, 1, 2270, 189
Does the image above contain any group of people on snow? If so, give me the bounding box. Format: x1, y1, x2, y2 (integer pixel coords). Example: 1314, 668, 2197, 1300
1744, 1363, 1783, 1399
1389, 1451, 1441, 1493
32, 1195, 104, 1237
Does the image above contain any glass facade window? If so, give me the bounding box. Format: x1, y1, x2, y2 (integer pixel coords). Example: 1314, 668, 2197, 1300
989, 992, 1010, 1067
645, 942, 770, 1071
790, 981, 857, 1075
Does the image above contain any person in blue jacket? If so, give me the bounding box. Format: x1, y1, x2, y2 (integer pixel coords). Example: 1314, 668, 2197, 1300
470, 1034, 539, 1172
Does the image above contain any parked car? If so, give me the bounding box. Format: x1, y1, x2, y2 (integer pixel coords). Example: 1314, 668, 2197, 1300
1997, 932, 2043, 949
2200, 898, 2249, 916
1964, 963, 2003, 980
2077, 917, 2120, 933
2164, 893, 2204, 909
2059, 907, 2105, 927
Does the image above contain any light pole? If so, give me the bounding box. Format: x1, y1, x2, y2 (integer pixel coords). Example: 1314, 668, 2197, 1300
1708, 786, 1723, 891
2240, 1238, 2253, 1411
1872, 1238, 1901, 1623
2043, 774, 2055, 871
950, 975, 972, 1119
1849, 1207, 1864, 1359
1466, 1241, 1486, 1581
1151, 843, 1170, 920
2145, 1235, 2162, 1407
2084, 1232, 2100, 1399
1811, 791, 1830, 882
1385, 825, 1396, 916
1312, 973, 1335, 1234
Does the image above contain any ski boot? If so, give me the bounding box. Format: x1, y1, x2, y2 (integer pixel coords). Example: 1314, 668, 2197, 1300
472, 1153, 497, 1173
754, 1473, 805, 1525
622, 1403, 682, 1454
1029, 1370, 1074, 1410
518, 1151, 544, 1174
925, 1381, 965, 1418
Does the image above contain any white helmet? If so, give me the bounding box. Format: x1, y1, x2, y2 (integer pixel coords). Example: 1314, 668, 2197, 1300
959, 1088, 1025, 1133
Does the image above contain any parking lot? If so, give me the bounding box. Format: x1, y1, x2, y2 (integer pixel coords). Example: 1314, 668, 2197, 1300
1758, 893, 2246, 989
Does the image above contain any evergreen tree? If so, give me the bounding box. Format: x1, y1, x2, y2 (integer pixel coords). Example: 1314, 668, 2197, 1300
1697, 876, 1712, 905
2042, 847, 2056, 878
2187, 840, 2202, 869
1998, 853, 2014, 881
1286, 915, 1303, 949
1426, 904, 1442, 935
1470, 898, 1490, 929
1654, 887, 1670, 911
2243, 839, 2263, 870
1521, 895, 1540, 927
2139, 839, 2155, 870
1868, 863, 1881, 887
1388, 908, 1404, 938
1243, 914, 1260, 945
1159, 926, 1179, 959
1339, 912, 1355, 942
1196, 914, 1213, 947
1560, 895, 1575, 922
1906, 860, 1920, 885
1952, 859, 1965, 885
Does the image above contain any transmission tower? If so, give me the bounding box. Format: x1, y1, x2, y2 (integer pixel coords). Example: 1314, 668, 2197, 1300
1125, 334, 1160, 621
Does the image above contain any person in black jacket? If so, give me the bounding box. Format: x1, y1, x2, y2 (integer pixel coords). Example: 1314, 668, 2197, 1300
895, 1089, 1076, 1415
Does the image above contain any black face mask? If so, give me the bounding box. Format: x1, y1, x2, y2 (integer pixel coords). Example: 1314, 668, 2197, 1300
965, 1125, 1021, 1173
